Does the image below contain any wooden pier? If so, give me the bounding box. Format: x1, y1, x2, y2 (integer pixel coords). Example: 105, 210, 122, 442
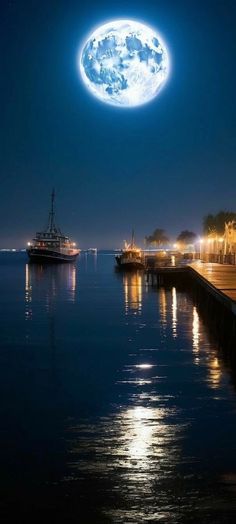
146, 262, 236, 311
146, 262, 236, 355
188, 262, 236, 315
145, 265, 188, 286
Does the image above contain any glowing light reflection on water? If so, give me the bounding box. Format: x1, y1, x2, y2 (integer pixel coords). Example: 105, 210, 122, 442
0, 254, 236, 522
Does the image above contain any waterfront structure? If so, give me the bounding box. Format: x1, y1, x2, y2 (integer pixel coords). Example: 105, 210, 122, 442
198, 221, 236, 263
27, 191, 80, 263
224, 221, 236, 254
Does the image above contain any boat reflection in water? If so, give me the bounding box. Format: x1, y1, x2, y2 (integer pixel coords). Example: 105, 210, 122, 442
25, 262, 77, 311
123, 271, 143, 315
25, 263, 33, 322
83, 249, 98, 272
24, 261, 78, 385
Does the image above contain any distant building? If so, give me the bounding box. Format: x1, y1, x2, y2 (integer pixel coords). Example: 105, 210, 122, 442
224, 221, 236, 254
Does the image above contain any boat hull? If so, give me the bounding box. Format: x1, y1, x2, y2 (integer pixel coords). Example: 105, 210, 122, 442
115, 256, 144, 270
27, 248, 79, 263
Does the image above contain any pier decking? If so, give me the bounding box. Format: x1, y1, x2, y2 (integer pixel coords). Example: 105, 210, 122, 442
188, 262, 236, 314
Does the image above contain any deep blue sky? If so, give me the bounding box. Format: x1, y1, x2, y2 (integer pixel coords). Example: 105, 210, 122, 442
1, 0, 236, 248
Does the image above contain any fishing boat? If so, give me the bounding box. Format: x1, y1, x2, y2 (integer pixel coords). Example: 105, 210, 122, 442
27, 191, 80, 263
116, 231, 145, 270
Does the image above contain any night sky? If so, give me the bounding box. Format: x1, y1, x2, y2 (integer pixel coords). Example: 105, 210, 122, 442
1, 0, 236, 248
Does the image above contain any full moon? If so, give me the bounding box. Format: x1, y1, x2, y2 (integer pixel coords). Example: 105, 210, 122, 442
79, 19, 169, 108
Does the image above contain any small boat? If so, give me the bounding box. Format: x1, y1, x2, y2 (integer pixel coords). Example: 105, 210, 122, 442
27, 190, 80, 263
86, 248, 97, 254
116, 231, 145, 270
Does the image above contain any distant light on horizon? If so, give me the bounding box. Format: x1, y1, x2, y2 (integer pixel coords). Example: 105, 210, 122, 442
135, 364, 154, 369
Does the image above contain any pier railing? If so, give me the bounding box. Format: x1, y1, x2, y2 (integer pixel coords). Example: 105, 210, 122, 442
197, 253, 236, 265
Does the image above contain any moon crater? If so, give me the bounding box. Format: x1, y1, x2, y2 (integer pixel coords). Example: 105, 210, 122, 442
79, 20, 169, 107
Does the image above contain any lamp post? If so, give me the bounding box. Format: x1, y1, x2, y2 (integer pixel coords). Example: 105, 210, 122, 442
199, 238, 204, 260
218, 237, 224, 263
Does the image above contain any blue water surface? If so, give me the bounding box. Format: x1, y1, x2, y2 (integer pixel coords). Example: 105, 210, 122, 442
0, 252, 236, 523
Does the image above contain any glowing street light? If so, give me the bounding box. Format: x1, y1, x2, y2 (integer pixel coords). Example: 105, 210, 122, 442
199, 238, 204, 260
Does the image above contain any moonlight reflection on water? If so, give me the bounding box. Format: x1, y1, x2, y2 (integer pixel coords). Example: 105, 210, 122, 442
67, 399, 184, 523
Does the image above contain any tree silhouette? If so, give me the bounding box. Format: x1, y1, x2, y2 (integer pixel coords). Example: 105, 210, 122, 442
203, 211, 236, 235
177, 230, 197, 244
145, 228, 169, 247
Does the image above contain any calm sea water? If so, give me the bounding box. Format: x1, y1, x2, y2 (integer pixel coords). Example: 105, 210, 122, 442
0, 252, 236, 523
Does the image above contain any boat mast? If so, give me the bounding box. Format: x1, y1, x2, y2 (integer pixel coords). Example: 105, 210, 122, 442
48, 189, 56, 232
131, 228, 135, 248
